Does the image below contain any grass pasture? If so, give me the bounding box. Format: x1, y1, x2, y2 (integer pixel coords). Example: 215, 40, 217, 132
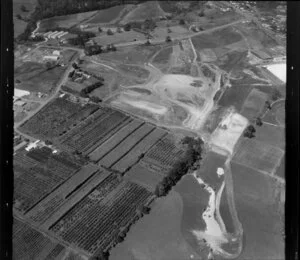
236, 22, 278, 50
92, 30, 145, 45
117, 64, 150, 79
125, 163, 163, 192
230, 162, 284, 260
39, 11, 97, 31
197, 151, 226, 188
110, 190, 200, 260
240, 88, 268, 119
15, 62, 67, 94
218, 84, 253, 112
88, 5, 125, 24
121, 1, 166, 24
98, 45, 161, 65
152, 46, 173, 65
254, 123, 285, 150
263, 100, 285, 126
191, 26, 242, 51
233, 139, 284, 175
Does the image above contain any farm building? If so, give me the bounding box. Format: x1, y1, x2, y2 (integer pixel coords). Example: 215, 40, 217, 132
52, 50, 60, 56
50, 31, 63, 39
47, 31, 59, 38
57, 32, 68, 39
43, 55, 59, 61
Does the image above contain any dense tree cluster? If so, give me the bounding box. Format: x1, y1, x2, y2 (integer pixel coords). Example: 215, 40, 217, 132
155, 137, 203, 197
84, 44, 103, 56
243, 125, 256, 138
80, 80, 104, 97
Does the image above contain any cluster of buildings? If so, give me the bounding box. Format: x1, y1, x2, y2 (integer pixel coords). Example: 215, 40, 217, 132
43, 31, 69, 39
43, 50, 61, 62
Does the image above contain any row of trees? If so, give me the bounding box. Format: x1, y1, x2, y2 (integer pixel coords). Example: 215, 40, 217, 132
80, 80, 104, 97
154, 137, 203, 197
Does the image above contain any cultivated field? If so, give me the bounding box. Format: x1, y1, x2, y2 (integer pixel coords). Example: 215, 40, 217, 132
124, 163, 164, 192
60, 108, 130, 154
99, 123, 154, 168
89, 119, 144, 162
240, 88, 268, 119
112, 127, 167, 172
50, 175, 154, 255
233, 139, 284, 175
19, 95, 99, 141
14, 146, 82, 214
13, 218, 66, 260
141, 134, 186, 174
230, 162, 284, 260
25, 164, 100, 224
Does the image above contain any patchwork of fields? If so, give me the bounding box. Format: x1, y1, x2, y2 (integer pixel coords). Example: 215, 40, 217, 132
13, 1, 286, 259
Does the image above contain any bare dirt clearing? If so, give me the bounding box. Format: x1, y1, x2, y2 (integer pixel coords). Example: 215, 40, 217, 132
210, 109, 248, 155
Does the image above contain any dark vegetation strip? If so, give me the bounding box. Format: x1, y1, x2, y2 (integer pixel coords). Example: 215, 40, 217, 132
16, 0, 149, 42
154, 137, 204, 197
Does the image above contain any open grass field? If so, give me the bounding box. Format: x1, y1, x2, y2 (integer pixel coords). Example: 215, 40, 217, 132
97, 44, 161, 65
275, 156, 285, 179
110, 190, 202, 260
219, 186, 235, 234
240, 88, 268, 119
233, 139, 284, 175
39, 11, 97, 31
121, 1, 166, 24
15, 62, 67, 94
117, 64, 150, 79
92, 30, 145, 45
88, 5, 125, 24
175, 174, 211, 256
191, 26, 242, 51
254, 123, 285, 150
124, 163, 164, 192
218, 84, 253, 112
197, 151, 226, 189
236, 21, 279, 50
230, 162, 284, 260
152, 46, 173, 65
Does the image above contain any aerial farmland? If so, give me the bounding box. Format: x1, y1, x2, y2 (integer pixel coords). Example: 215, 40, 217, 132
12, 1, 286, 260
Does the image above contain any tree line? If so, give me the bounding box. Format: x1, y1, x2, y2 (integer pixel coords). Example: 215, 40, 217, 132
154, 137, 204, 197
